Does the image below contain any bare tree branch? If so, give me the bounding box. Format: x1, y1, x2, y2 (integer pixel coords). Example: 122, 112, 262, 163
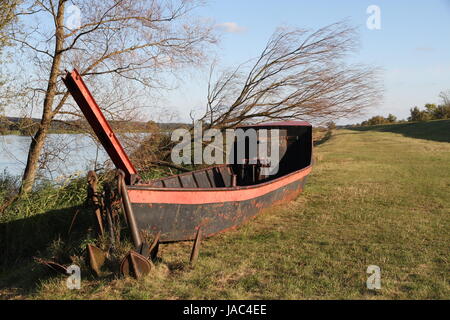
202, 22, 382, 129
4, 0, 217, 194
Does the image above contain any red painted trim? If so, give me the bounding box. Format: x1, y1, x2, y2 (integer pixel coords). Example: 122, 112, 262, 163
62, 69, 137, 181
127, 165, 311, 205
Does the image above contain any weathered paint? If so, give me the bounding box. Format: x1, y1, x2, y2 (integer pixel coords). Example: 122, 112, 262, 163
63, 69, 138, 184
126, 123, 313, 242
127, 166, 312, 205
129, 174, 308, 242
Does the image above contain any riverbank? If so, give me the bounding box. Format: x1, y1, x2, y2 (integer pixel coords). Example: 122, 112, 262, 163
0, 117, 189, 136
1, 120, 449, 299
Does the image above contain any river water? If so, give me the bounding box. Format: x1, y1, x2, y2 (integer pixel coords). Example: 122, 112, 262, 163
0, 134, 111, 182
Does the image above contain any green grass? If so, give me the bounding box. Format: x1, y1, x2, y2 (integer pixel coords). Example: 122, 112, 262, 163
349, 119, 450, 143
0, 121, 449, 299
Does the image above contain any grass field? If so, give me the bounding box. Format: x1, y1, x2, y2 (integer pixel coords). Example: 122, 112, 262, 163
349, 119, 450, 143
0, 121, 449, 299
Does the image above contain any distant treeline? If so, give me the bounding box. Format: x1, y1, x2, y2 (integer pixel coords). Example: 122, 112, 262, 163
358, 114, 398, 126
0, 117, 189, 135
407, 104, 450, 122
354, 102, 450, 127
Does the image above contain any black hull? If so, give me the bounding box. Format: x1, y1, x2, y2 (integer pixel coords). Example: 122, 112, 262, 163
130, 176, 308, 242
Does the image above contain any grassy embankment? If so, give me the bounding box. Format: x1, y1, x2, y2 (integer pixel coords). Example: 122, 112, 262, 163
0, 120, 449, 299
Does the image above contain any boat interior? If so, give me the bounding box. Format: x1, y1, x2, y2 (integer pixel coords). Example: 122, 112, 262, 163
140, 125, 312, 189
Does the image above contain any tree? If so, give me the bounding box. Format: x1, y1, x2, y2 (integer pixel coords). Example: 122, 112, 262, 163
432, 94, 450, 119
0, 0, 20, 50
0, 0, 20, 86
200, 22, 381, 129
326, 121, 336, 130
386, 113, 397, 123
358, 114, 397, 126
440, 91, 450, 107
406, 102, 450, 122
6, 0, 217, 194
0, 0, 20, 121
17, 117, 38, 136
133, 21, 382, 170
432, 105, 450, 120
367, 115, 386, 125
408, 107, 421, 121
424, 103, 437, 115
408, 106, 431, 122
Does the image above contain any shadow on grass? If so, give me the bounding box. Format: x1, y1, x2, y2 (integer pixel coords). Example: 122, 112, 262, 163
313, 130, 332, 146
347, 120, 450, 143
0, 205, 95, 296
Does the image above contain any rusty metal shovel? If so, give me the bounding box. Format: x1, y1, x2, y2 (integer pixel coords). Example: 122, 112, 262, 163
87, 244, 108, 277
120, 250, 153, 279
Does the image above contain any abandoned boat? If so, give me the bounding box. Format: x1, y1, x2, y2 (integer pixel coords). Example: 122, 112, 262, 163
63, 69, 312, 245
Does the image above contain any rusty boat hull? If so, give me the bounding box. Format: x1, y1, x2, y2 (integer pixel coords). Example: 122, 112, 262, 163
126, 120, 313, 242
127, 165, 311, 242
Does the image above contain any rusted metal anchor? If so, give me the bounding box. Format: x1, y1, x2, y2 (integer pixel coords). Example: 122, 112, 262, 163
86, 244, 107, 277
120, 251, 153, 279
87, 170, 104, 236
148, 231, 161, 261
117, 170, 153, 279
189, 227, 202, 267
103, 182, 121, 248
85, 170, 207, 279
85, 172, 117, 277
120, 230, 162, 279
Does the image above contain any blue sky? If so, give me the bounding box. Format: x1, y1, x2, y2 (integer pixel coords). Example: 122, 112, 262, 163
7, 0, 450, 125
167, 0, 450, 124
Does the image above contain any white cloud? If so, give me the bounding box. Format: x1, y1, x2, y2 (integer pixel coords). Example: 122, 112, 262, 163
215, 22, 247, 34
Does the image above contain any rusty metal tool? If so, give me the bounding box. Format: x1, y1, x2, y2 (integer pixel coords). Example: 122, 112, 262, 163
189, 227, 202, 267
120, 250, 152, 279
87, 244, 107, 277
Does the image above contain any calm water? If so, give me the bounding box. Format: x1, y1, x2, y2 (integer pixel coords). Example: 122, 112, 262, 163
0, 134, 111, 182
